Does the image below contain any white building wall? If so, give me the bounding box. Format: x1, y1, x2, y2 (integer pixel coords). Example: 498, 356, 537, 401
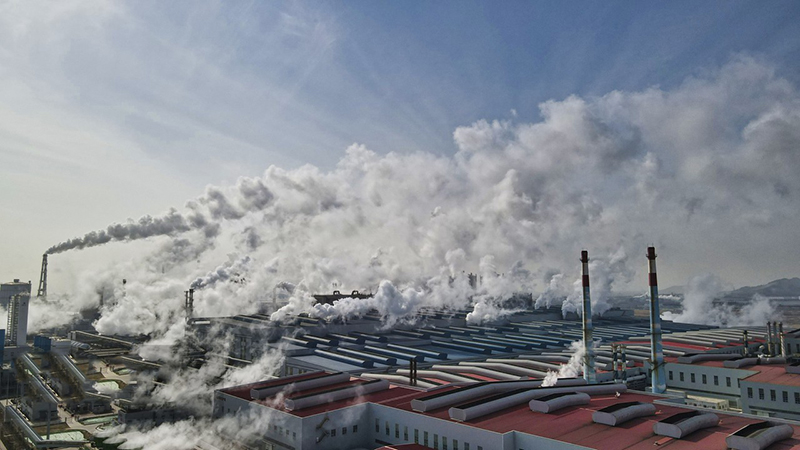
740, 380, 800, 421
665, 362, 754, 406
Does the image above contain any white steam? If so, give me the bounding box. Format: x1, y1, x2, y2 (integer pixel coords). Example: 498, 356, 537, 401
541, 340, 586, 387
662, 274, 779, 326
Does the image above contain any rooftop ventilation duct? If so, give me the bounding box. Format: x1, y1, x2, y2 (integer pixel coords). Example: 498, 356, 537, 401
449, 382, 625, 422
529, 392, 590, 413
284, 379, 389, 411
678, 353, 740, 364
411, 378, 587, 412
653, 411, 719, 439
251, 372, 348, 400
592, 401, 656, 426
725, 422, 794, 450
723, 356, 787, 368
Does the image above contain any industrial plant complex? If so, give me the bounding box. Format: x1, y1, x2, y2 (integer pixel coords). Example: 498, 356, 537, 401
1, 247, 799, 450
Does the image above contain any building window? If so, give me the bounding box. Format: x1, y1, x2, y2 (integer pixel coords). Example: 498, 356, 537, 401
691, 373, 695, 383
478, 446, 484, 450
465, 443, 470, 450
404, 426, 409, 441
783, 391, 789, 403
454, 439, 459, 450
415, 429, 419, 444
395, 424, 399, 439
342, 427, 347, 435
353, 425, 358, 433
669, 371, 673, 381
747, 387, 753, 398
713, 375, 718, 386
737, 379, 741, 388
434, 434, 439, 450
771, 390, 776, 402
386, 421, 390, 436
424, 431, 429, 447
702, 374, 707, 384
726, 377, 731, 387
292, 432, 296, 440
444, 436, 448, 450
759, 388, 764, 400
331, 429, 336, 437
376, 419, 380, 433
680, 372, 684, 382
795, 393, 800, 404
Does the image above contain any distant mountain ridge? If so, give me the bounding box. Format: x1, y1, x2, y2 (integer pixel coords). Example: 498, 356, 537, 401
723, 277, 800, 299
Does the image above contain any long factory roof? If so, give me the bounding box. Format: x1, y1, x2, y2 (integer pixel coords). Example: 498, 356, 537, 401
219, 371, 800, 449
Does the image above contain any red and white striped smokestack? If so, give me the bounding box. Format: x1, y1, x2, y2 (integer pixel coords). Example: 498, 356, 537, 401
647, 246, 666, 394
580, 250, 596, 383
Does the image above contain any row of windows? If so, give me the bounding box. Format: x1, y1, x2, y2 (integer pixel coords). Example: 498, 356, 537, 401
270, 424, 296, 441
329, 425, 358, 437
376, 418, 483, 450
668, 370, 737, 388
746, 387, 800, 404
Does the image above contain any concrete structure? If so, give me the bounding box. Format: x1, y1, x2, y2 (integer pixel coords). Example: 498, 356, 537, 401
6, 294, 29, 347
0, 279, 31, 310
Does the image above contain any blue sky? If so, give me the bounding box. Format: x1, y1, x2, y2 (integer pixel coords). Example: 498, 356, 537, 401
2, 1, 800, 286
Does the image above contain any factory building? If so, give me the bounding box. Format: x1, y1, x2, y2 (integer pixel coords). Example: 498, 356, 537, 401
214, 370, 800, 450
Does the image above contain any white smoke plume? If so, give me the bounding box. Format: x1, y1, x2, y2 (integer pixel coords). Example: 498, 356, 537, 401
191, 255, 252, 290
561, 246, 633, 317
541, 340, 586, 387
534, 272, 565, 309
662, 274, 779, 326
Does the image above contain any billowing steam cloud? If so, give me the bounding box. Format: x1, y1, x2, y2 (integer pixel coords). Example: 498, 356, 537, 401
662, 274, 779, 326
40, 55, 800, 336
31, 55, 800, 450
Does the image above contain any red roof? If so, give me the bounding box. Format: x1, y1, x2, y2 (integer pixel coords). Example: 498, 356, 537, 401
383, 390, 800, 450
743, 365, 800, 387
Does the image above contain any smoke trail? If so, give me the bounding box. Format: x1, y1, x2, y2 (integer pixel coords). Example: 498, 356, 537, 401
46, 177, 273, 254
190, 256, 252, 289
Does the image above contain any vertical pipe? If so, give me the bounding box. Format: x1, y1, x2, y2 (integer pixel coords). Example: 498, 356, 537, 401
612, 344, 619, 382
621, 345, 628, 382
647, 246, 666, 394
766, 322, 773, 356
742, 330, 749, 357
580, 250, 596, 383
779, 322, 786, 357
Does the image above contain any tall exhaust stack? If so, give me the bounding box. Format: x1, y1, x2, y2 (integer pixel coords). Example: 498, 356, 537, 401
742, 330, 749, 357
580, 250, 596, 384
766, 322, 773, 355
779, 322, 786, 357
646, 246, 666, 394
37, 254, 48, 298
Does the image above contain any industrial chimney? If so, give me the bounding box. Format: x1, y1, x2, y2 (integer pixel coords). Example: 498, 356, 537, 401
779, 322, 786, 357
37, 254, 48, 299
185, 288, 195, 322
580, 250, 596, 384
646, 246, 666, 394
